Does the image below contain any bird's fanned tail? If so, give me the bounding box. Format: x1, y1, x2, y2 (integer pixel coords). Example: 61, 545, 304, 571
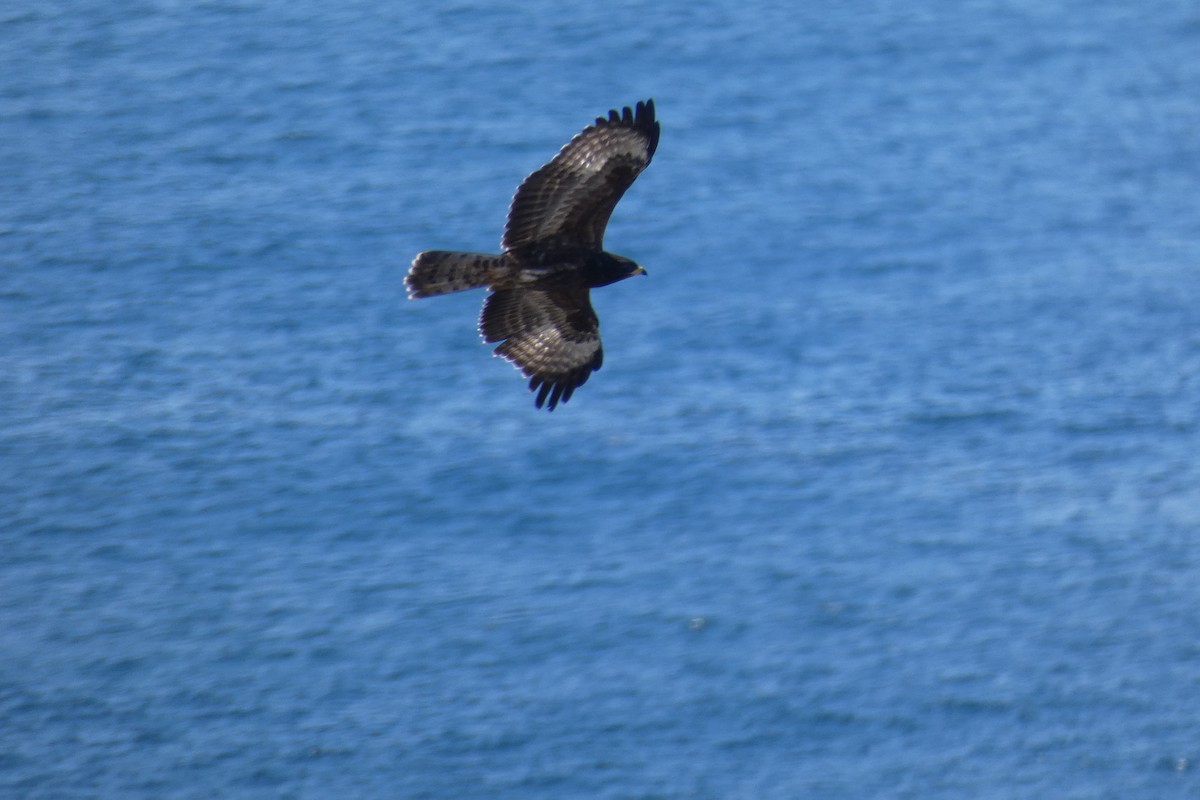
406, 251, 507, 298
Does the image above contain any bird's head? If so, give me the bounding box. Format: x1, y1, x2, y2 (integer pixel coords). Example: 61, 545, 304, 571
614, 253, 648, 278
587, 252, 647, 287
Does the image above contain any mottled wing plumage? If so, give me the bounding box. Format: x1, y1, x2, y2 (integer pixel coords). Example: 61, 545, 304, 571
479, 285, 603, 411
502, 100, 660, 251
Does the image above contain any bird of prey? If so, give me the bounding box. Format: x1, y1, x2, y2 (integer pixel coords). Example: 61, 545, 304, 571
407, 99, 660, 410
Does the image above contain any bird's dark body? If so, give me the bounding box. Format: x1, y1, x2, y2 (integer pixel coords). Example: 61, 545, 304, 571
407, 100, 660, 410
504, 248, 642, 288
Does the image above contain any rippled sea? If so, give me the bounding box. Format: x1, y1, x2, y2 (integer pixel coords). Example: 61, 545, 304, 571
4, 1, 1200, 797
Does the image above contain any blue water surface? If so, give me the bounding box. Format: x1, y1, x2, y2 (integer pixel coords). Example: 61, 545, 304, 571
3, 1, 1200, 797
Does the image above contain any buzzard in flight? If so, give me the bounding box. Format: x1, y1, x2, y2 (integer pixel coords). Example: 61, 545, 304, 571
406, 99, 660, 410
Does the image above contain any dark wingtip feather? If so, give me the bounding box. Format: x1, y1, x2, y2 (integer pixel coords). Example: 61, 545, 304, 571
527, 371, 591, 411
637, 99, 656, 131
636, 99, 660, 157
529, 375, 548, 409
598, 99, 657, 131
592, 100, 660, 159
530, 376, 555, 410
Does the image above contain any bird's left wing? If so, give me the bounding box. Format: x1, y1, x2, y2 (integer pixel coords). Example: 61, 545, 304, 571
502, 100, 660, 252
479, 285, 605, 410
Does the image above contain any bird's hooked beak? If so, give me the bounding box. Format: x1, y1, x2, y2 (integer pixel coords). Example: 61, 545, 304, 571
632, 265, 648, 277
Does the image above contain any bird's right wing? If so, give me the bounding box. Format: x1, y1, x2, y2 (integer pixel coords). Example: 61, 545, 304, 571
502, 100, 660, 252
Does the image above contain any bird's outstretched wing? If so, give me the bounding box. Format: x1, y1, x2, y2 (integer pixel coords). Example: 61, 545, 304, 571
478, 285, 604, 410
502, 99, 660, 252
